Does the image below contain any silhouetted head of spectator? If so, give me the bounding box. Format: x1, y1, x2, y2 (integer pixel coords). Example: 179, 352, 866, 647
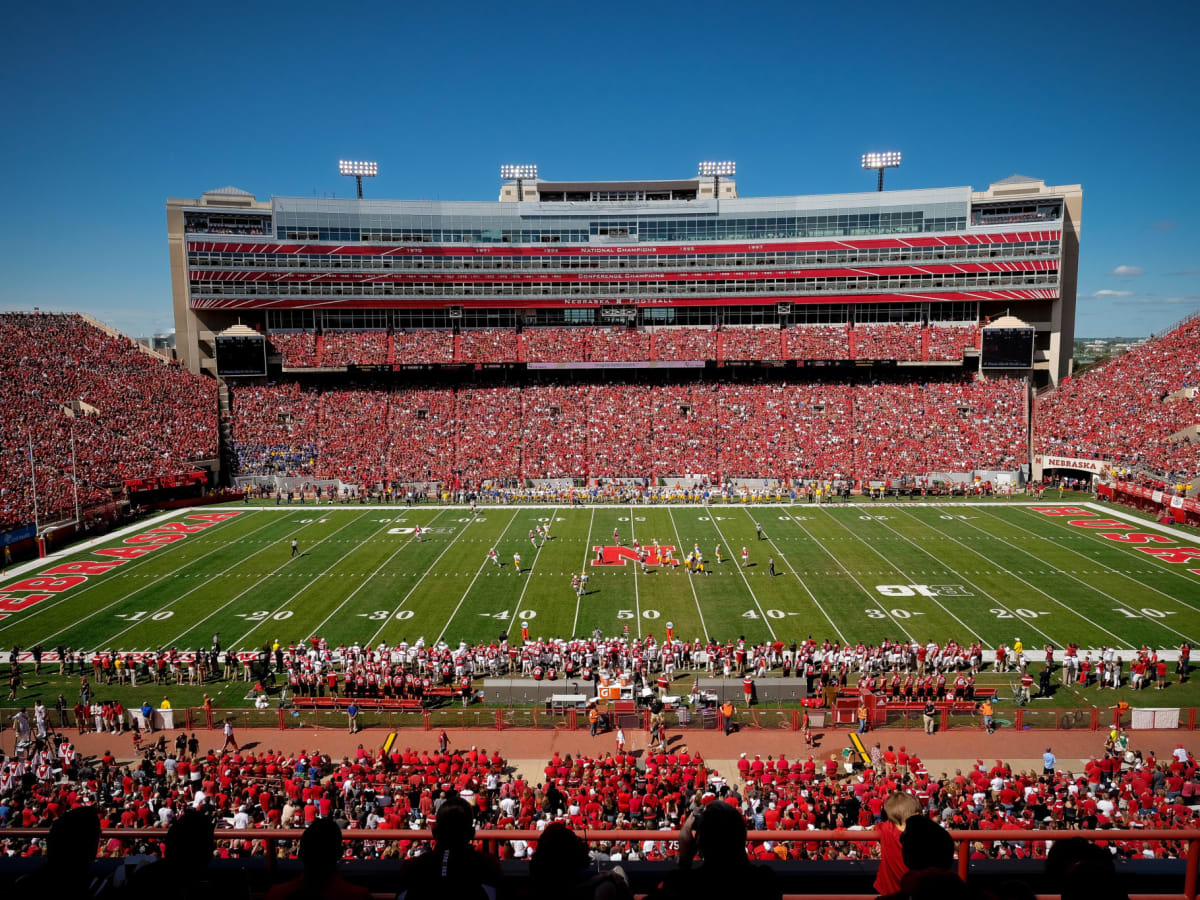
433, 796, 476, 848
694, 800, 747, 865
166, 809, 215, 872
529, 822, 588, 885
48, 805, 101, 870
299, 818, 344, 880
901, 815, 954, 872
1046, 838, 1127, 900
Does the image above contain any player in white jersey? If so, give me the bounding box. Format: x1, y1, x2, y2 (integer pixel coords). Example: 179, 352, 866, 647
513, 551, 522, 572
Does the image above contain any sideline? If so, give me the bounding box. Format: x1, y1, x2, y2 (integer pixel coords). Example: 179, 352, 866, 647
1084, 502, 1200, 544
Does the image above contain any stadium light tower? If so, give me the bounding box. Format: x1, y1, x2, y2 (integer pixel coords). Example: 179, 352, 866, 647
339, 160, 378, 199
500, 164, 538, 202
861, 152, 901, 191
699, 160, 736, 204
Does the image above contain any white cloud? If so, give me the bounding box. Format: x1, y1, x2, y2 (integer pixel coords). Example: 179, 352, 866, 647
1092, 290, 1132, 297
1111, 265, 1145, 277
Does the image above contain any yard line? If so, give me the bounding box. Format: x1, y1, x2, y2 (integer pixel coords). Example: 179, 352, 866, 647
778, 513, 916, 641
366, 511, 480, 645
24, 512, 289, 648
0, 509, 269, 639
991, 505, 1200, 610
436, 509, 521, 644
572, 507, 597, 639
881, 509, 1077, 650
162, 512, 372, 650
308, 510, 452, 639
665, 508, 709, 642
511, 506, 560, 624
941, 509, 1199, 645
704, 513, 775, 639
740, 509, 846, 644
628, 506, 642, 638
815, 508, 987, 643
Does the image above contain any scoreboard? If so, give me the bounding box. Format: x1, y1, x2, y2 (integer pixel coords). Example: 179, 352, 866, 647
215, 334, 267, 376
981, 327, 1035, 369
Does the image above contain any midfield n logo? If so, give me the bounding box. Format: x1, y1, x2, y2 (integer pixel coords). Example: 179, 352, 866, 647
591, 545, 679, 567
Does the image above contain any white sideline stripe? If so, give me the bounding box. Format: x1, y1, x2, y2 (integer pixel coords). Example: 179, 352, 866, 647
572, 508, 597, 638
436, 510, 521, 644
231, 514, 409, 649
944, 510, 1197, 646
665, 508, 709, 641
984, 505, 1200, 615
703, 513, 775, 640
887, 508, 1080, 650
511, 506, 560, 625
742, 509, 845, 644
1084, 502, 1200, 543
0, 507, 190, 585
211, 500, 1054, 511
816, 508, 985, 644
0, 509, 265, 634
22, 513, 288, 648
163, 513, 371, 650
779, 513, 915, 640
366, 510, 480, 646
309, 510, 451, 638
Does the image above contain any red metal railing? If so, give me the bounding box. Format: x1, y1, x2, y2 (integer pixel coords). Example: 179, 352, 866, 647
165, 704, 1192, 733
3, 828, 1197, 897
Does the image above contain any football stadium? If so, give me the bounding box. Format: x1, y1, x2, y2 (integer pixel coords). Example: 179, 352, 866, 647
4, 34, 1200, 892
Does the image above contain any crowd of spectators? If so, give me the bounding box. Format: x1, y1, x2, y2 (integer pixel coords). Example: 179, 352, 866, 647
925, 325, 979, 362
268, 332, 319, 369
393, 330, 454, 365
1036, 316, 1200, 482
852, 324, 923, 361
319, 331, 389, 367
459, 328, 520, 363
229, 376, 1027, 484
0, 314, 217, 528
784, 325, 849, 360
264, 324, 990, 368
721, 327, 785, 361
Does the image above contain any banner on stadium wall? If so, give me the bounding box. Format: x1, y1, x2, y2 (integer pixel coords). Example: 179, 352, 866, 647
0, 524, 36, 548
1112, 481, 1200, 514
1033, 455, 1111, 473
527, 360, 705, 370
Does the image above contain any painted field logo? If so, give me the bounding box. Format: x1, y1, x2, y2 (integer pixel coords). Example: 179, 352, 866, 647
591, 545, 679, 567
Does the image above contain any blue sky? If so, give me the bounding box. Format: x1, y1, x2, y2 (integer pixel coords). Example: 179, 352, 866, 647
1, 0, 1197, 338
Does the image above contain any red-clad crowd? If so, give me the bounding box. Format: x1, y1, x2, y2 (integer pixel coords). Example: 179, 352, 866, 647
459, 328, 520, 363
721, 327, 784, 361
0, 314, 217, 528
649, 327, 717, 361
925, 325, 980, 362
269, 331, 319, 368
785, 325, 849, 360
230, 376, 1028, 484
1036, 316, 1200, 481
853, 324, 922, 361
393, 330, 454, 365
319, 331, 388, 367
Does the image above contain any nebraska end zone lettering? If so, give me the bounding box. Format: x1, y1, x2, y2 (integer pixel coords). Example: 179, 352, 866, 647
0, 511, 243, 620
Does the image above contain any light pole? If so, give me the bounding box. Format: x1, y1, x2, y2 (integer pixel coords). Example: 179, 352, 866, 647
861, 152, 901, 191
339, 160, 378, 199
698, 160, 736, 206
500, 164, 538, 202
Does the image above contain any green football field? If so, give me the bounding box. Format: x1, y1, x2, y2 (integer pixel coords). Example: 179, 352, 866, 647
2, 500, 1199, 659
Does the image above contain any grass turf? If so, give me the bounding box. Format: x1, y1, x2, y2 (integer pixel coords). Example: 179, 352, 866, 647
2, 499, 1198, 711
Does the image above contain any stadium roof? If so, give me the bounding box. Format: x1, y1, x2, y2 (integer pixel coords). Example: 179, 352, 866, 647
992, 174, 1042, 185
204, 185, 255, 196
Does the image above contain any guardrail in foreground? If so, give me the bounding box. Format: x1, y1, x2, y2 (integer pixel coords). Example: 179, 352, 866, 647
2, 828, 1198, 898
